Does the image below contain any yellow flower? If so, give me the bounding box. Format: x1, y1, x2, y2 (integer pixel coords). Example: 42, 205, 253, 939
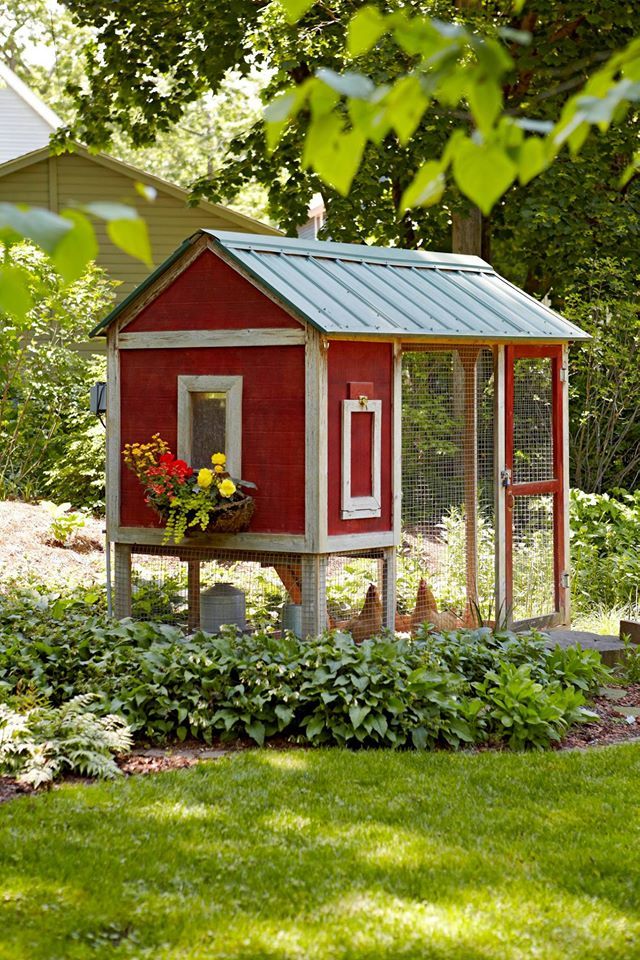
219, 478, 236, 498
197, 468, 214, 488
211, 452, 226, 466
214, 464, 224, 474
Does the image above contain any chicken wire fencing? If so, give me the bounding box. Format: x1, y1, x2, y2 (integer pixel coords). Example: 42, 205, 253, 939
400, 346, 495, 627
120, 546, 387, 637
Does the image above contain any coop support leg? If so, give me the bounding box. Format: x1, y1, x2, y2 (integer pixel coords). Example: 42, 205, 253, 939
187, 560, 201, 633
301, 554, 328, 638
381, 547, 397, 631
461, 350, 480, 623
113, 543, 132, 619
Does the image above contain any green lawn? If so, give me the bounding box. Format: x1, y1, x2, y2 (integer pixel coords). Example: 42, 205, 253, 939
1, 747, 640, 960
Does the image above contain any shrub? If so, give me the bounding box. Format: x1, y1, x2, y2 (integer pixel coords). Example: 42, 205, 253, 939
0, 587, 606, 751
473, 664, 597, 750
0, 694, 132, 786
0, 244, 114, 510
41, 500, 87, 546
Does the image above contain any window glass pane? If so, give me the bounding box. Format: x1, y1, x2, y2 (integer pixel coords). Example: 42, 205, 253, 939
190, 392, 226, 468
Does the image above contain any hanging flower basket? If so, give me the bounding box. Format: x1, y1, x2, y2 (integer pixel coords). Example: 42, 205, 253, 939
171, 494, 256, 536
123, 434, 256, 544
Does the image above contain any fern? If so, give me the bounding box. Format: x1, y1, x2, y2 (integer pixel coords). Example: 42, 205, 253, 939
0, 695, 132, 785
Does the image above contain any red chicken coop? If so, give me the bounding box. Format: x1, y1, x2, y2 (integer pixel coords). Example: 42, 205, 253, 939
91, 231, 589, 637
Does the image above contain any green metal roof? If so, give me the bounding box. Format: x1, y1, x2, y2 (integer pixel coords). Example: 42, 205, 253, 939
92, 229, 590, 341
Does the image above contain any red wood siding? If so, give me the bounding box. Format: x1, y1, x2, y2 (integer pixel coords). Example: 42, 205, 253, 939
327, 341, 393, 535
125, 249, 302, 332
119, 346, 305, 533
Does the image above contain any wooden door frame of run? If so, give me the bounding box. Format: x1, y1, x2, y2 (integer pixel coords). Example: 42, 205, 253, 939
503, 343, 568, 628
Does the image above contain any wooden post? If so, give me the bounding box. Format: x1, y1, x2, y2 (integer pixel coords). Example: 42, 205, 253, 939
494, 346, 508, 625
560, 344, 571, 626
187, 560, 201, 632
381, 547, 397, 630
113, 543, 132, 618
461, 350, 480, 623
301, 554, 328, 637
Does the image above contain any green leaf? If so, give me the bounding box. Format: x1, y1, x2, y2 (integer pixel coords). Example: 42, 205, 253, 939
305, 715, 325, 739
452, 139, 516, 214
348, 704, 370, 729
264, 84, 310, 152
401, 161, 445, 210
411, 726, 428, 749
0, 203, 71, 253
0, 264, 33, 318
468, 78, 502, 134
303, 114, 366, 195
134, 182, 157, 202
279, 0, 316, 24
316, 69, 375, 100
52, 211, 98, 283
247, 720, 265, 746
518, 137, 548, 185
274, 704, 293, 727
348, 6, 387, 57
82, 201, 139, 222
386, 76, 429, 145
106, 218, 153, 267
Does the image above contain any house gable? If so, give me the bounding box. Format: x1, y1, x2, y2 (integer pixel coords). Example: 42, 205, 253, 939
124, 248, 303, 333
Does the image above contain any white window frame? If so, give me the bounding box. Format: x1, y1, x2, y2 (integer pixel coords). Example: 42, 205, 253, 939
177, 375, 242, 475
341, 399, 382, 520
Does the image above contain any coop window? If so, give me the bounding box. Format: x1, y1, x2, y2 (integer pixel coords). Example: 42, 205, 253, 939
177, 375, 242, 473
341, 399, 382, 519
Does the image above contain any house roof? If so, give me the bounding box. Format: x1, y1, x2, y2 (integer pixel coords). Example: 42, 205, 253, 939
0, 61, 62, 163
0, 143, 282, 237
92, 230, 590, 341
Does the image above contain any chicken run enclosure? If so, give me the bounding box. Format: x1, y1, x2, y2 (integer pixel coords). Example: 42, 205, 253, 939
92, 231, 589, 637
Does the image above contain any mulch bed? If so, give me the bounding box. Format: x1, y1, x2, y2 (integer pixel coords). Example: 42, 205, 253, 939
558, 683, 640, 749
2, 692, 640, 805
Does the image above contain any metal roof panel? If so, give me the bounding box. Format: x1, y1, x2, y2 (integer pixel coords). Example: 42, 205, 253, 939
93, 229, 590, 342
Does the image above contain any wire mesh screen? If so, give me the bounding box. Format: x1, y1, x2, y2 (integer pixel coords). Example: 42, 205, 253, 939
511, 494, 555, 620
124, 547, 385, 638
512, 357, 553, 483
401, 346, 495, 625
509, 354, 557, 621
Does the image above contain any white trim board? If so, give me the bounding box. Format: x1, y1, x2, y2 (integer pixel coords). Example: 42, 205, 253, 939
177, 375, 242, 476
341, 398, 382, 520
117, 329, 306, 349
111, 526, 307, 552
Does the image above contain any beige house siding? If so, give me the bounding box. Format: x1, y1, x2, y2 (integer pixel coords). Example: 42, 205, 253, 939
54, 154, 269, 301
0, 149, 278, 304
0, 158, 50, 207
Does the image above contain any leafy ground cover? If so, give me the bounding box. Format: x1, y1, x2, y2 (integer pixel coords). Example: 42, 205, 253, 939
1, 746, 640, 960
0, 588, 607, 752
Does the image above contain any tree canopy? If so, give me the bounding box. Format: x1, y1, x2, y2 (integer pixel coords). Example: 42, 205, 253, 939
55, 0, 640, 297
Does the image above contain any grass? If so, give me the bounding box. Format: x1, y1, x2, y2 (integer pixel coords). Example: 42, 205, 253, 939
572, 604, 640, 636
1, 747, 640, 960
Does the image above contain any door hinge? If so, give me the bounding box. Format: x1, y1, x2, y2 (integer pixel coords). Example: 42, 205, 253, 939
560, 571, 570, 588
500, 468, 512, 488
559, 366, 568, 382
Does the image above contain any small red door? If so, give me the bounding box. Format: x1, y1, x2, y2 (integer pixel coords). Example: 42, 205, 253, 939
505, 345, 566, 625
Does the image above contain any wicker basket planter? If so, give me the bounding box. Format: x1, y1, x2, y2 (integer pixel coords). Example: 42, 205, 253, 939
155, 494, 255, 537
